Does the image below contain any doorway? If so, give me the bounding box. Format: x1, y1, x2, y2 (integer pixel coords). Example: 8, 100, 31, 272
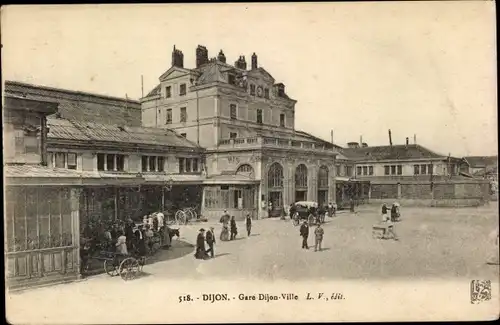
295, 190, 306, 202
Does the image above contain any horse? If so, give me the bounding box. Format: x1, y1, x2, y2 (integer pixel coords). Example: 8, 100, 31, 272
168, 228, 180, 240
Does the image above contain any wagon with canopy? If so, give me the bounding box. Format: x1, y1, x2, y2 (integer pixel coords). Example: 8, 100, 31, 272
292, 201, 319, 226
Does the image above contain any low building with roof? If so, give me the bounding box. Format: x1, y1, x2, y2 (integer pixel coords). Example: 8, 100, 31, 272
3, 81, 207, 290
341, 140, 489, 207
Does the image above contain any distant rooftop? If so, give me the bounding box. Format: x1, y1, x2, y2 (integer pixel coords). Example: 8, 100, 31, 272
464, 156, 498, 168
343, 144, 447, 161
4, 80, 141, 126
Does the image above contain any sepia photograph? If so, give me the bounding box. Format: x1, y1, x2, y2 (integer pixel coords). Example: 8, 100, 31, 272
2, 2, 498, 323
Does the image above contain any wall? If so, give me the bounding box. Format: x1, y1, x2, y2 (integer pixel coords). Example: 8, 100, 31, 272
368, 180, 490, 207
4, 112, 43, 164
205, 151, 260, 177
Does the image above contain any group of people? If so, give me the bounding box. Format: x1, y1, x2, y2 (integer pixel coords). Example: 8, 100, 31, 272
194, 211, 253, 260
299, 221, 325, 252
379, 203, 400, 240
80, 211, 177, 273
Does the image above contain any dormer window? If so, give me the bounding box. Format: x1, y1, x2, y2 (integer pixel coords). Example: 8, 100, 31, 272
264, 88, 270, 99
179, 83, 186, 96
250, 84, 255, 95
228, 74, 236, 85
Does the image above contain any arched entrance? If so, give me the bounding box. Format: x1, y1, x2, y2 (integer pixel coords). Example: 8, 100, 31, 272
267, 162, 284, 214
318, 165, 329, 206
295, 164, 308, 202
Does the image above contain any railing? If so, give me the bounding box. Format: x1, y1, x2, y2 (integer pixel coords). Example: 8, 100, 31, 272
217, 136, 336, 152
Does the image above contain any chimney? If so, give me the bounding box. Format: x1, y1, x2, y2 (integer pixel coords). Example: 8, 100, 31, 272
360, 135, 363, 146
251, 52, 258, 69
414, 134, 417, 144
171, 45, 184, 68
406, 137, 409, 146
234, 55, 247, 70
217, 50, 226, 63
196, 45, 209, 68
276, 83, 285, 97
388, 129, 393, 146
347, 142, 360, 149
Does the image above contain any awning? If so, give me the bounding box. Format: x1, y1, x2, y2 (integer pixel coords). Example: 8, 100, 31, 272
4, 164, 145, 186
459, 171, 474, 178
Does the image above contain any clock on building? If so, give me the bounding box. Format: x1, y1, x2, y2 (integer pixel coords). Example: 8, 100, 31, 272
257, 86, 263, 97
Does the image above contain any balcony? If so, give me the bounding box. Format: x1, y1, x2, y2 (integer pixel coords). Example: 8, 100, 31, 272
217, 136, 336, 153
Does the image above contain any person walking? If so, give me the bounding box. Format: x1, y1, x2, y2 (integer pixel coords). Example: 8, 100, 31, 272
195, 228, 208, 260
245, 214, 252, 236
205, 227, 216, 258
381, 203, 389, 222
314, 223, 324, 252
230, 216, 238, 240
300, 221, 310, 249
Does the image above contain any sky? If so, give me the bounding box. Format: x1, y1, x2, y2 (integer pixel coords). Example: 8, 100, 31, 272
2, 2, 497, 157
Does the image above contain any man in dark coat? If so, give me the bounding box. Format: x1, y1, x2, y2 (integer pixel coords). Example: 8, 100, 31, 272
195, 228, 208, 259
124, 219, 135, 251
300, 221, 310, 249
205, 227, 216, 258
230, 216, 238, 240
245, 214, 252, 237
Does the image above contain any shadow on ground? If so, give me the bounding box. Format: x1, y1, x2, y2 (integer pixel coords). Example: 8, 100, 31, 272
83, 240, 195, 278
145, 240, 195, 264
212, 253, 230, 259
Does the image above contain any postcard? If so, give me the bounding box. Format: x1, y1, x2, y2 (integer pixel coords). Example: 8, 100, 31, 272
2, 2, 498, 323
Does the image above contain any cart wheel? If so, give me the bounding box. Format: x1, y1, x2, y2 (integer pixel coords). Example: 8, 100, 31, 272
175, 210, 187, 224
119, 257, 141, 281
104, 259, 119, 277
183, 208, 193, 222
191, 208, 198, 220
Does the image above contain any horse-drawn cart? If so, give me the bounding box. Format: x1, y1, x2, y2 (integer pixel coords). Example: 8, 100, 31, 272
93, 250, 145, 281
292, 201, 319, 226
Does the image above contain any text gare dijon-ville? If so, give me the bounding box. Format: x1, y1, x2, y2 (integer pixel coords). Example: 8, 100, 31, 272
178, 293, 345, 303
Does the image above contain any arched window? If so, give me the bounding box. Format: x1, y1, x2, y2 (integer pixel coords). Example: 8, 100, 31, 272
268, 162, 284, 188
318, 165, 329, 189
295, 164, 308, 188
236, 164, 254, 178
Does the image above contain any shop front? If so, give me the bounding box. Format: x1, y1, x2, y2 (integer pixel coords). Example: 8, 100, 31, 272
202, 175, 260, 221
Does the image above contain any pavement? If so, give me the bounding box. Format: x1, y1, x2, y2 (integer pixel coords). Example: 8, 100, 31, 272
6, 203, 499, 323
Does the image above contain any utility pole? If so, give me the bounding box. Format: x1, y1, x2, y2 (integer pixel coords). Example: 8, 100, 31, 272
141, 75, 144, 98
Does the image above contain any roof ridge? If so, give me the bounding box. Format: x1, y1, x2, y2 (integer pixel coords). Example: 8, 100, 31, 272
5, 80, 140, 104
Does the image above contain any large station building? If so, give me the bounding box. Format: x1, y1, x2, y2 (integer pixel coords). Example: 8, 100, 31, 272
141, 45, 346, 219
